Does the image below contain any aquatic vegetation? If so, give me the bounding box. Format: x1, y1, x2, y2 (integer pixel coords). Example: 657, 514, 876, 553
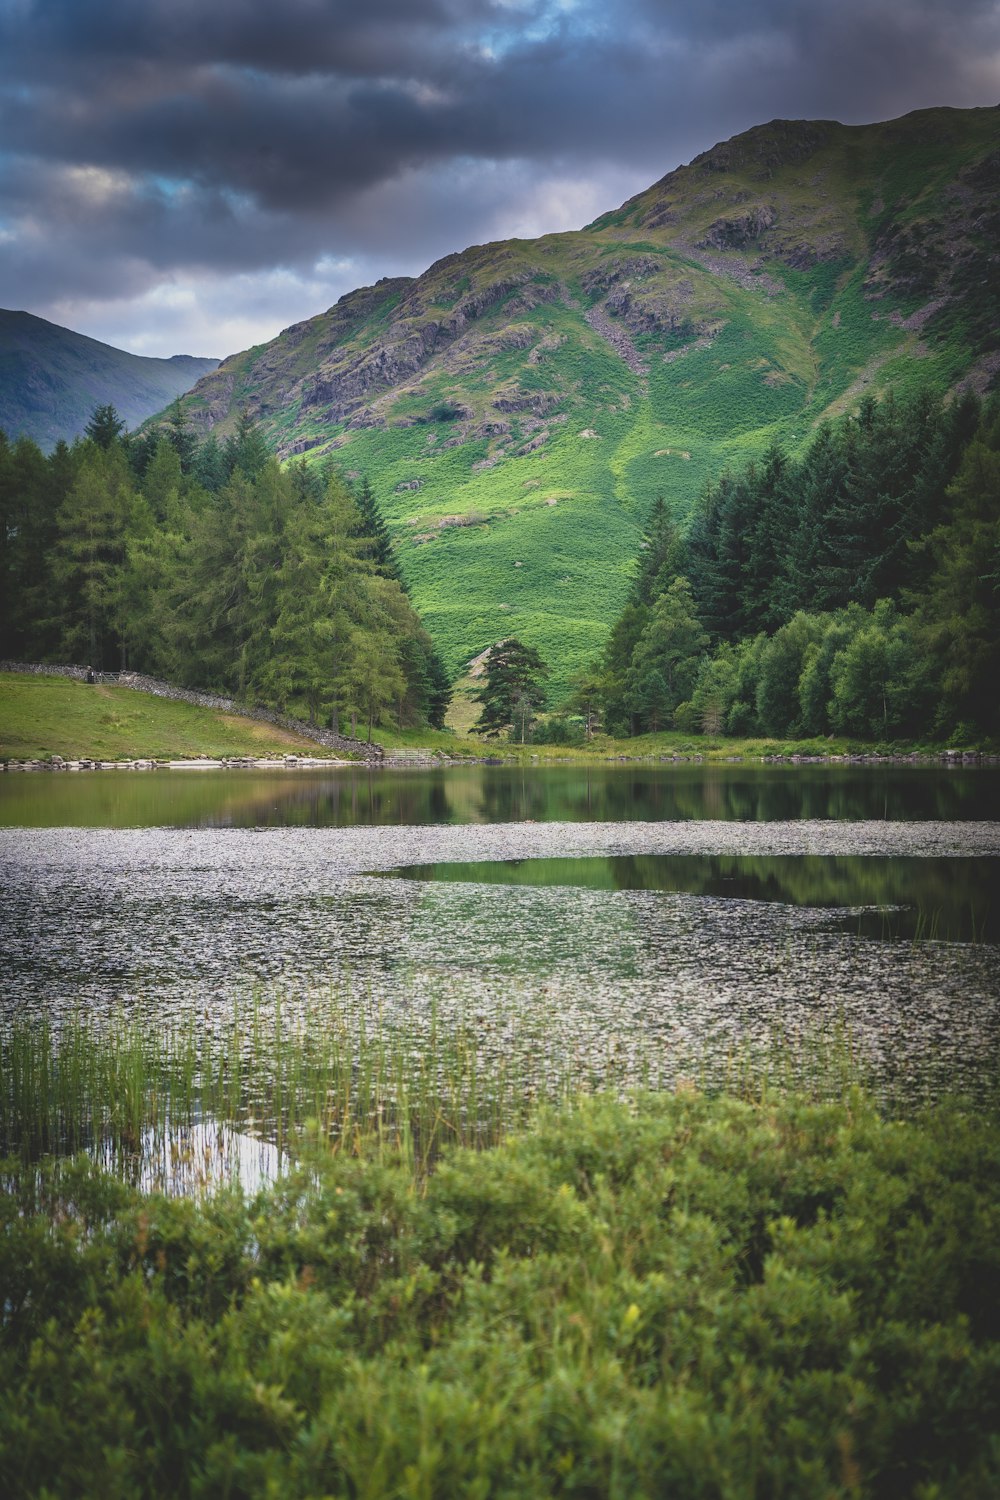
0, 998, 589, 1187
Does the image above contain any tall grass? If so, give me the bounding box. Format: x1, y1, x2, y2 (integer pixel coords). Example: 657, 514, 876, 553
0, 997, 587, 1187
0, 991, 894, 1194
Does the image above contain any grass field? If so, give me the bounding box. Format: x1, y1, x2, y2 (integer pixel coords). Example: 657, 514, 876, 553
0, 674, 326, 762
4, 671, 971, 764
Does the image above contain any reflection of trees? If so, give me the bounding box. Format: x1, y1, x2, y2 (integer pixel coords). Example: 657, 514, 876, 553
11, 764, 996, 834
609, 855, 997, 940
394, 854, 998, 945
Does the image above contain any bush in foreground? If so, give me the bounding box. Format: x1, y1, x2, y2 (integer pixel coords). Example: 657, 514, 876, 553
2, 1091, 999, 1497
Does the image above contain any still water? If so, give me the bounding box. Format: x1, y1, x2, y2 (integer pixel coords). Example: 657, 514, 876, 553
2, 764, 999, 1101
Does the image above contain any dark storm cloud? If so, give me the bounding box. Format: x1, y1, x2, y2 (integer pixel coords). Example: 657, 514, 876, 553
1, 0, 997, 353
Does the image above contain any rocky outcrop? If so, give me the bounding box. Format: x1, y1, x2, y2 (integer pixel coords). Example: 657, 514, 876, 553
699, 204, 777, 250
492, 387, 559, 415
583, 304, 648, 376
580, 256, 662, 294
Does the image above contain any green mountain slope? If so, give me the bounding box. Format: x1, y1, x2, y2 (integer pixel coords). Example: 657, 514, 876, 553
177, 106, 1000, 696
0, 311, 219, 451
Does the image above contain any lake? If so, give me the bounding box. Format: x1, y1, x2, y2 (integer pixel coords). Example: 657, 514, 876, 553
2, 762, 999, 1105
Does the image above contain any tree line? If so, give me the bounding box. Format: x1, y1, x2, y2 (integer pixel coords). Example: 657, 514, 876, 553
582, 388, 999, 743
0, 404, 451, 737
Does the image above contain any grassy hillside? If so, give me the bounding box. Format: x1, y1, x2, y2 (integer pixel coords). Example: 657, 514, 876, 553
175, 107, 1000, 696
0, 673, 329, 761
0, 310, 219, 451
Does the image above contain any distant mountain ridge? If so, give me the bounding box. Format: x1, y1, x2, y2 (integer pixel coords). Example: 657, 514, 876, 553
175, 106, 1000, 689
0, 310, 219, 451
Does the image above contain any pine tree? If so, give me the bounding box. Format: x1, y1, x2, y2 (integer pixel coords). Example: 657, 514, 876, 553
224, 409, 270, 481
624, 578, 708, 732
166, 399, 199, 473
84, 404, 125, 450
354, 476, 398, 577
474, 638, 548, 740
49, 442, 137, 668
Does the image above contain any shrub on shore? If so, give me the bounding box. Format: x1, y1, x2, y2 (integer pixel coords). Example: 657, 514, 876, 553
2, 1089, 999, 1497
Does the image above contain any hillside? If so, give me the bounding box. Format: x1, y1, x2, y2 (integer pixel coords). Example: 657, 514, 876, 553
0, 311, 219, 451
175, 106, 1000, 695
0, 672, 331, 764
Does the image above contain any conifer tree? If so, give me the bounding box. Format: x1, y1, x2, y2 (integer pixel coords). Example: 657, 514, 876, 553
49, 441, 136, 668
474, 638, 548, 740
84, 404, 125, 450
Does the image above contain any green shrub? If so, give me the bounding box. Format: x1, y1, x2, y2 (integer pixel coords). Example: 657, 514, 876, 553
2, 1092, 1000, 1497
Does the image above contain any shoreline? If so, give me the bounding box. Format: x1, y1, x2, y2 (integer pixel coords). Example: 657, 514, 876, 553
3, 748, 998, 772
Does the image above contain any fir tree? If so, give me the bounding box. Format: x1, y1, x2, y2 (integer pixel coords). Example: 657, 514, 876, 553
474, 638, 548, 740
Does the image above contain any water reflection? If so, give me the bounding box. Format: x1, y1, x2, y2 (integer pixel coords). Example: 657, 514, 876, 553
2, 763, 999, 829
92, 1119, 283, 1196
3, 828, 999, 1105
385, 854, 1000, 944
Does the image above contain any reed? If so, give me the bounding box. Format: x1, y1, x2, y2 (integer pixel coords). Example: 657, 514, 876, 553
4, 987, 986, 1194
0, 995, 588, 1187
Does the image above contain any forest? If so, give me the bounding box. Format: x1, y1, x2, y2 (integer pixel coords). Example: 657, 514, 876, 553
0, 405, 450, 738
587, 389, 1000, 744
2, 385, 998, 746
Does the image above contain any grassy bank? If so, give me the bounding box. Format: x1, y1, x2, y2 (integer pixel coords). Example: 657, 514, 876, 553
4, 672, 988, 765
0, 672, 333, 761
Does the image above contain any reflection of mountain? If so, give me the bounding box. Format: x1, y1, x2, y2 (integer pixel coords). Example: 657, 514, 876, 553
389, 855, 1000, 944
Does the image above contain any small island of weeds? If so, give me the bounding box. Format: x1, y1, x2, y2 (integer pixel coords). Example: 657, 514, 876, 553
1, 1010, 999, 1497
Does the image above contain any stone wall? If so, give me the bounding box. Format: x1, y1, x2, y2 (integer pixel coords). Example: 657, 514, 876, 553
0, 662, 383, 761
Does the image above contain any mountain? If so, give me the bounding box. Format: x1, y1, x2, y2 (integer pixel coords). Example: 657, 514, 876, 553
0, 310, 219, 451
175, 106, 1000, 694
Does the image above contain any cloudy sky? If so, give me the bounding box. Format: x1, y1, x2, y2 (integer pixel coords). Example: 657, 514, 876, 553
2, 0, 998, 359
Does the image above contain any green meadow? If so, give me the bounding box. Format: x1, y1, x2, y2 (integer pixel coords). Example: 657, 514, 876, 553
0, 673, 325, 762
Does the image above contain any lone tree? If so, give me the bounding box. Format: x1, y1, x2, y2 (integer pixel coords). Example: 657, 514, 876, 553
84, 404, 125, 450
474, 637, 548, 741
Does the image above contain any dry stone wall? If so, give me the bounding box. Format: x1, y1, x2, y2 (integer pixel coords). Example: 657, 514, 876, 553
0, 662, 383, 761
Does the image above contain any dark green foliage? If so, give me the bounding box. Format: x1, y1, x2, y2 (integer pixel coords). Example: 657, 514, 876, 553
191, 432, 228, 493
48, 440, 137, 669
530, 713, 586, 745
165, 397, 199, 474
353, 474, 400, 578
624, 577, 709, 732
224, 407, 271, 482
910, 410, 1000, 737
598, 496, 693, 734
688, 391, 977, 640
633, 495, 686, 606
0, 414, 450, 736
83, 403, 125, 450
474, 637, 549, 740
346, 474, 451, 728
600, 389, 1000, 741
2, 1092, 999, 1497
